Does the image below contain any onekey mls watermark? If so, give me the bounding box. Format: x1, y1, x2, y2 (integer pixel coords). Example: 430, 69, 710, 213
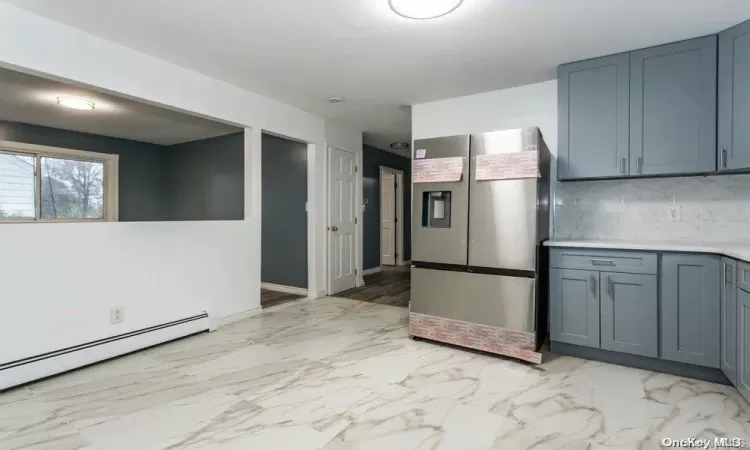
661, 437, 747, 448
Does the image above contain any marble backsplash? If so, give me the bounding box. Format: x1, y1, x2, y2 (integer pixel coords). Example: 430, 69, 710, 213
553, 174, 750, 242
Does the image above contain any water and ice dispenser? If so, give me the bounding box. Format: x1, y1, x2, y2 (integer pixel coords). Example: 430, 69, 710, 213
422, 191, 451, 228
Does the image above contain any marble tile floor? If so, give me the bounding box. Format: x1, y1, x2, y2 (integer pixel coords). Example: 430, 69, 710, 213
2, 296, 749, 450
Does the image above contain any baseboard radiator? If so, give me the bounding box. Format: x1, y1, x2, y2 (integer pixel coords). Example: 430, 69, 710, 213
0, 313, 210, 391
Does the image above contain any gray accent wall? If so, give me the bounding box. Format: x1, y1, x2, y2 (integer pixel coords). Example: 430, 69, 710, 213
0, 121, 169, 221
261, 133, 308, 289
167, 132, 244, 221
362, 145, 411, 270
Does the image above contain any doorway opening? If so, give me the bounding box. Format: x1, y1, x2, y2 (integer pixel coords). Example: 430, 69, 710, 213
380, 166, 404, 267
337, 146, 412, 308
260, 132, 308, 309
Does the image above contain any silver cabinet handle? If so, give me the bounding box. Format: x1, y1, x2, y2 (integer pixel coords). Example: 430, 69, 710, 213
591, 259, 615, 266
637, 156, 643, 174
606, 276, 613, 297
620, 157, 627, 174
590, 274, 597, 296
722, 149, 728, 169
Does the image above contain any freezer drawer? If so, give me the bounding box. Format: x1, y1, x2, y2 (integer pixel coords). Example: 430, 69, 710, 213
411, 267, 536, 333
412, 135, 470, 266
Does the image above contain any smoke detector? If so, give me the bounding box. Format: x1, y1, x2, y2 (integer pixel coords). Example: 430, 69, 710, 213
390, 142, 410, 150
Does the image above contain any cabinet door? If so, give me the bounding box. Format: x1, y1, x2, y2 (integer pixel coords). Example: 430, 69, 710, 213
558, 54, 630, 180
661, 254, 721, 368
719, 20, 750, 170
722, 258, 738, 384
630, 36, 717, 176
736, 288, 750, 403
600, 272, 658, 357
549, 268, 600, 348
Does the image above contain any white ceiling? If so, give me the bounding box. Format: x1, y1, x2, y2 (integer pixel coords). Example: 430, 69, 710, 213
6, 0, 750, 150
0, 66, 240, 145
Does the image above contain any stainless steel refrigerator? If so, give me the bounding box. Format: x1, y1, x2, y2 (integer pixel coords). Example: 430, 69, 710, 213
409, 127, 550, 364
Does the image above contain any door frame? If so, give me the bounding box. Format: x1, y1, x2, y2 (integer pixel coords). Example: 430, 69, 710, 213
379, 166, 404, 267
326, 145, 362, 295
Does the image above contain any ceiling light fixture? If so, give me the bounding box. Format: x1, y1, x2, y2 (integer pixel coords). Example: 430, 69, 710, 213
390, 142, 410, 150
328, 97, 345, 104
389, 0, 464, 19
56, 96, 96, 110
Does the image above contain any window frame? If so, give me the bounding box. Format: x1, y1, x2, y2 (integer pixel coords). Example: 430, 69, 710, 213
0, 140, 119, 223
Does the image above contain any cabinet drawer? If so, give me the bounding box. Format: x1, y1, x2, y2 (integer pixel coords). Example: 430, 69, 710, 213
550, 249, 657, 274
738, 262, 750, 293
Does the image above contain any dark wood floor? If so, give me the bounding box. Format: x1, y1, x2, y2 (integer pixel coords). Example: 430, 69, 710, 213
337, 268, 410, 308
260, 289, 305, 309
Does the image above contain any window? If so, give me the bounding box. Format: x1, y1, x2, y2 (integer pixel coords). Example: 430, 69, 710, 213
0, 141, 118, 222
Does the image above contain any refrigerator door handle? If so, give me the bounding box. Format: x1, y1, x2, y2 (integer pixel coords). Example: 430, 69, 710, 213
606, 276, 613, 297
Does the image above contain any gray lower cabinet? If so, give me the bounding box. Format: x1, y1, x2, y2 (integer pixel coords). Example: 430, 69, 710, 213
736, 288, 750, 402
550, 268, 600, 348
719, 20, 750, 171
722, 258, 738, 384
600, 272, 658, 357
557, 54, 630, 180
661, 254, 721, 368
629, 36, 717, 176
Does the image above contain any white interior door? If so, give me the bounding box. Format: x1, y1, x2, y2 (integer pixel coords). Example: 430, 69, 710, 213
328, 147, 357, 295
380, 171, 396, 266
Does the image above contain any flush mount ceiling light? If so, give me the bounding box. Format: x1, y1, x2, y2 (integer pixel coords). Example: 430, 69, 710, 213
390, 142, 410, 150
56, 96, 96, 110
328, 97, 345, 104
389, 0, 464, 19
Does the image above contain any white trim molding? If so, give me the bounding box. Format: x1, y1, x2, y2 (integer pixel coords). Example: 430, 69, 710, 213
260, 283, 308, 296
363, 267, 382, 276
217, 307, 263, 327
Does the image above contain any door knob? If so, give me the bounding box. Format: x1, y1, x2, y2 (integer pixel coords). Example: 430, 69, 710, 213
330, 226, 339, 232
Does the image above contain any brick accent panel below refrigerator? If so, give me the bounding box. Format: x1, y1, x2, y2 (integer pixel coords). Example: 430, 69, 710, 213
408, 312, 542, 364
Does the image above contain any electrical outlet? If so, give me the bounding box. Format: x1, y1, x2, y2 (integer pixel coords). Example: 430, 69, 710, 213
110, 307, 124, 324
666, 206, 681, 222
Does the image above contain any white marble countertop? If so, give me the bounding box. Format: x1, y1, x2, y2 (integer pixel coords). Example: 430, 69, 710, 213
544, 239, 750, 263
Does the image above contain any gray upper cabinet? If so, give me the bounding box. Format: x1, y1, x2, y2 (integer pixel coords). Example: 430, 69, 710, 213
558, 54, 630, 180
661, 254, 721, 368
600, 272, 658, 357
550, 268, 600, 348
722, 258, 738, 384
719, 20, 750, 171
630, 37, 717, 176
736, 287, 750, 403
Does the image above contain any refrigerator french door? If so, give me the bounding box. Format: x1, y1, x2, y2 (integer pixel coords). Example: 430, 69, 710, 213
409, 127, 550, 364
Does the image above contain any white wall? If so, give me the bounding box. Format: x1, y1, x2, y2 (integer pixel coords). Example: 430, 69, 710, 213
412, 80, 558, 180
0, 3, 361, 363
0, 221, 253, 363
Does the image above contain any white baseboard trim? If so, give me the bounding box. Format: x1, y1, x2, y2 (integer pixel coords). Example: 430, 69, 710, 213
260, 283, 308, 296
402, 260, 411, 266
363, 267, 382, 276
316, 290, 327, 299
217, 307, 263, 327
